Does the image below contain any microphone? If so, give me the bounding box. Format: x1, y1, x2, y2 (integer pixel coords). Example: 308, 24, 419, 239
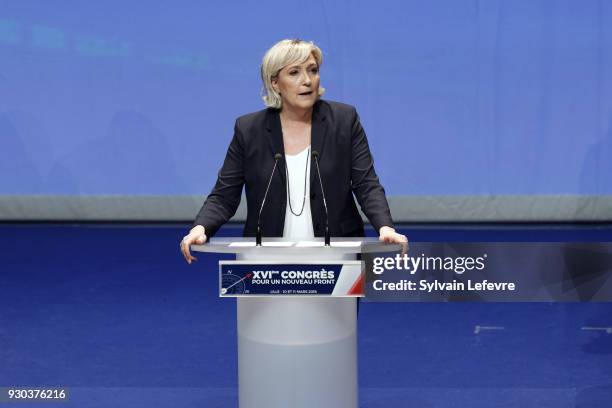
257, 153, 283, 246
311, 150, 330, 246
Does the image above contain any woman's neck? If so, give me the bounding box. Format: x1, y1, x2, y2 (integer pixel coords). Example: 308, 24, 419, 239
280, 105, 313, 124
279, 105, 312, 155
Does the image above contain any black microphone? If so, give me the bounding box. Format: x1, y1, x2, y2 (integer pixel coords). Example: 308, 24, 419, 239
257, 153, 283, 246
311, 150, 330, 246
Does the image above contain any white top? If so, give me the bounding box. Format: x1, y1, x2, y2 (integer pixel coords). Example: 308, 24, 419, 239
282, 146, 315, 239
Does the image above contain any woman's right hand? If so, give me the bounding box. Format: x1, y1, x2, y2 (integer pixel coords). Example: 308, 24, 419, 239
180, 225, 207, 264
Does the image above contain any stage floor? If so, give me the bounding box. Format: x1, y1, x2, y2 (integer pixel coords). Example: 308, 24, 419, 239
1, 223, 611, 407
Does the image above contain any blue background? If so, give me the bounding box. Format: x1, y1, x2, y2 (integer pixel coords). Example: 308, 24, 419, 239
2, 0, 612, 196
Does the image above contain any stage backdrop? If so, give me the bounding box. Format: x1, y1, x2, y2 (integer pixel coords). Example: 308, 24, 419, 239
1, 0, 611, 221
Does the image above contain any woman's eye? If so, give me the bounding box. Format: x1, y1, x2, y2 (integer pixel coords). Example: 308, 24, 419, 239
289, 71, 298, 75
311, 68, 318, 74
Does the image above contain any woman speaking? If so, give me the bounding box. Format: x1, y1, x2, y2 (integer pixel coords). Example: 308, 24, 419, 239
180, 38, 406, 260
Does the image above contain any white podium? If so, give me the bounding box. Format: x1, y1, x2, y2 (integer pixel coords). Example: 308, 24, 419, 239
192, 237, 394, 408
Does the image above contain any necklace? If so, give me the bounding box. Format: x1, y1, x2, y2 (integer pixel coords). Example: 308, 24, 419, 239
285, 147, 310, 216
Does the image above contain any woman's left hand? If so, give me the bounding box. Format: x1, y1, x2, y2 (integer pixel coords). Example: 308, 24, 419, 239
379, 226, 408, 254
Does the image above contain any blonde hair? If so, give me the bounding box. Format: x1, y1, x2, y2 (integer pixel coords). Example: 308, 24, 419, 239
260, 39, 325, 109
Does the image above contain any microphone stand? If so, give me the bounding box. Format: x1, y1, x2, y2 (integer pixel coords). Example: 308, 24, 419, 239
312, 150, 330, 246
256, 153, 282, 246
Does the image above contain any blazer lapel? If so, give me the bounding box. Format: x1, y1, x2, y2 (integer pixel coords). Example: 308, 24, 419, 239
310, 101, 328, 188
265, 108, 286, 185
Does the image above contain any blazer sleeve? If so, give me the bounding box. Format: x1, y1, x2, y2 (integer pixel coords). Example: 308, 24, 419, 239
349, 108, 394, 232
193, 119, 245, 237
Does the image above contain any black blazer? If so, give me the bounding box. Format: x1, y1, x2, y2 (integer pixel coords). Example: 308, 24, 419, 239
194, 100, 394, 238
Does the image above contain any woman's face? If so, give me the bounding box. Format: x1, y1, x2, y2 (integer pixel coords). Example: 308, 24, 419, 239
272, 54, 320, 112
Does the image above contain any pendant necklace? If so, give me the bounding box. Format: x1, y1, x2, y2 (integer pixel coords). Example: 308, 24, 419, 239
285, 147, 310, 216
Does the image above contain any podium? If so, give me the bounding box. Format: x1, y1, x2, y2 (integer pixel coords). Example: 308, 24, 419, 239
192, 237, 392, 408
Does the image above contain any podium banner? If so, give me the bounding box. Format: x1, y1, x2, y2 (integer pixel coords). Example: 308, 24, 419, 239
219, 261, 363, 297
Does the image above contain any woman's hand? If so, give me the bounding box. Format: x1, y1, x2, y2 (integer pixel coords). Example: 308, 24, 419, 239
180, 225, 207, 264
379, 226, 408, 254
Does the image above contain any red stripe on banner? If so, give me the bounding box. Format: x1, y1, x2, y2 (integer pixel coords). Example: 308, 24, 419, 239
347, 274, 364, 295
